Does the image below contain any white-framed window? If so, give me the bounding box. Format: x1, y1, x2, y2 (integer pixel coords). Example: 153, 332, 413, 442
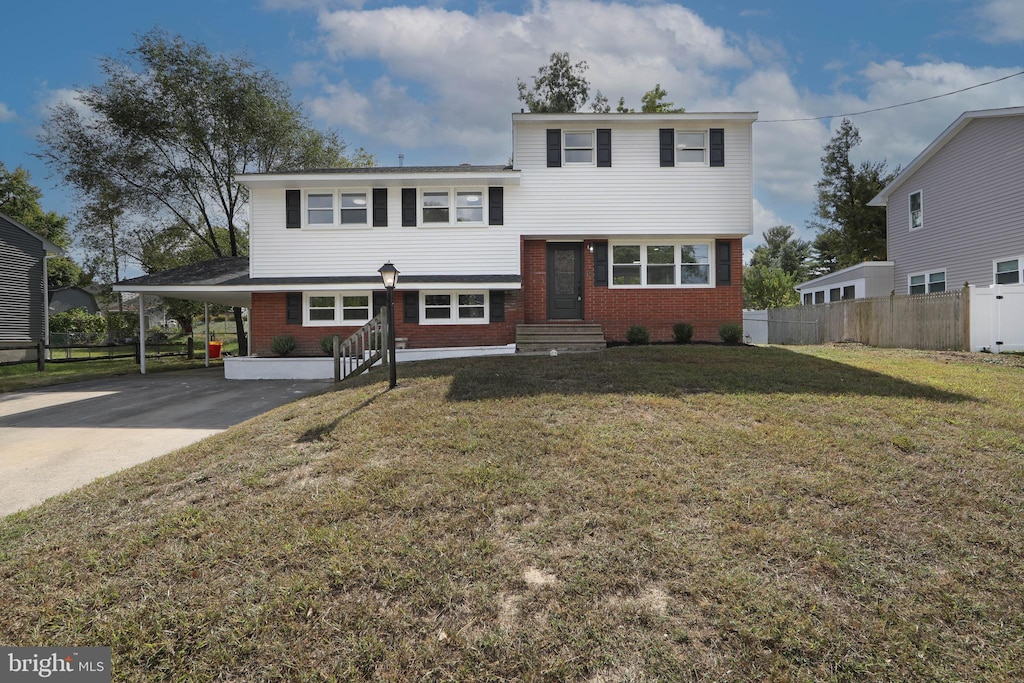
564, 131, 594, 164
610, 241, 712, 287
676, 131, 706, 164
420, 291, 489, 324
995, 258, 1022, 285
340, 193, 368, 225
909, 190, 923, 230
909, 270, 945, 294
304, 292, 373, 326
420, 189, 486, 226
307, 193, 334, 225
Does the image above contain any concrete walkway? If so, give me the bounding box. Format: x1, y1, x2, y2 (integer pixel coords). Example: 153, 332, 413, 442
0, 368, 329, 517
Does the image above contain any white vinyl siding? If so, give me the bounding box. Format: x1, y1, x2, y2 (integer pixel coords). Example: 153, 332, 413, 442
510, 119, 752, 236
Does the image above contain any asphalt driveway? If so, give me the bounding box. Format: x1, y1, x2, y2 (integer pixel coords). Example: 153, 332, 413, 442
0, 368, 330, 516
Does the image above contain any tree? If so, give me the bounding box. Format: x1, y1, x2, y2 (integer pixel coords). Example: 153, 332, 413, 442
743, 265, 801, 309
0, 162, 84, 289
809, 118, 897, 272
517, 52, 592, 113
640, 84, 685, 113
749, 225, 813, 281
75, 182, 132, 311
37, 29, 372, 356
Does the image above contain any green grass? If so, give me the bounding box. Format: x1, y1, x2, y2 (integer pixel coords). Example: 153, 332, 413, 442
0, 356, 213, 393
1, 345, 1022, 681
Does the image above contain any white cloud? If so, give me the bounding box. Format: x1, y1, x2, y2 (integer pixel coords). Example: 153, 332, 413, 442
0, 102, 15, 122
977, 0, 1024, 43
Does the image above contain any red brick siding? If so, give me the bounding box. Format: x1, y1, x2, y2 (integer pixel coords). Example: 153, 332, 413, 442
521, 238, 744, 343
250, 291, 522, 356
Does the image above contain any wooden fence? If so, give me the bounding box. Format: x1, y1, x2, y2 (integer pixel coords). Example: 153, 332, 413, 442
764, 287, 969, 350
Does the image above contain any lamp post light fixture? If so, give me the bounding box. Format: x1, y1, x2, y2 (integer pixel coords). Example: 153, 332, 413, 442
378, 262, 399, 388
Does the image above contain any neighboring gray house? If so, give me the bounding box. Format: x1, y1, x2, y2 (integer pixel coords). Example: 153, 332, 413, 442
868, 106, 1024, 294
49, 286, 100, 314
795, 261, 895, 305
0, 211, 64, 360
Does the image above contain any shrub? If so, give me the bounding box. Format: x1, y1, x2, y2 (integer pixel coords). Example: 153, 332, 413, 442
320, 335, 337, 356
673, 322, 694, 344
718, 322, 743, 344
106, 311, 139, 342
626, 325, 650, 345
49, 307, 107, 345
270, 335, 297, 356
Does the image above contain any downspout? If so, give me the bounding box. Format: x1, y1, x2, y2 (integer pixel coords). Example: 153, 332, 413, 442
139, 293, 146, 374
42, 254, 53, 359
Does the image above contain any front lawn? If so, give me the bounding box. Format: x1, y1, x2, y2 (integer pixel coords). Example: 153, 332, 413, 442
1, 345, 1021, 681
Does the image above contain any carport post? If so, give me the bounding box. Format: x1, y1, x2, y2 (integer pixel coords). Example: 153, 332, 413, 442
139, 293, 146, 375
204, 303, 210, 368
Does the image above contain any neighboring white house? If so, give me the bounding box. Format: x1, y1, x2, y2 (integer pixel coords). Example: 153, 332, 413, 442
868, 106, 1024, 294
795, 261, 895, 305
117, 112, 758, 357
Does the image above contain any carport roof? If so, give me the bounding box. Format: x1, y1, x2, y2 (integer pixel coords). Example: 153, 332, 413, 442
113, 257, 522, 308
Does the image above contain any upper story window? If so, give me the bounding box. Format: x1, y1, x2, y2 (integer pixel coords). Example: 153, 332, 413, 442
340, 193, 368, 225
610, 241, 712, 287
995, 258, 1021, 284
422, 191, 450, 224
909, 191, 923, 230
307, 193, 334, 225
676, 132, 706, 164
456, 191, 483, 222
420, 189, 486, 226
909, 270, 945, 294
564, 131, 594, 164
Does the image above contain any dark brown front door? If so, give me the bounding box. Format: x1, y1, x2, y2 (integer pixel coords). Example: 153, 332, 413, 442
547, 242, 584, 320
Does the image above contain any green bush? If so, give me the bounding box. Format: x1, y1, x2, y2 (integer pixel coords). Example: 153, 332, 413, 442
106, 312, 139, 342
320, 335, 338, 356
50, 307, 107, 344
626, 325, 650, 345
673, 322, 694, 344
718, 322, 743, 344
270, 335, 297, 357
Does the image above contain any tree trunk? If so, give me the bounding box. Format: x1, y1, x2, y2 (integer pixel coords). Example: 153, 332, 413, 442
232, 306, 248, 356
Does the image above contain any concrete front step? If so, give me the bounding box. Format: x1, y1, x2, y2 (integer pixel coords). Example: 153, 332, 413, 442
516, 324, 607, 353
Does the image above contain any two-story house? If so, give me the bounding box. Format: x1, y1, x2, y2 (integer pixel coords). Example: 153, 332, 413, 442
868, 106, 1024, 294
117, 112, 756, 356
1, 211, 64, 363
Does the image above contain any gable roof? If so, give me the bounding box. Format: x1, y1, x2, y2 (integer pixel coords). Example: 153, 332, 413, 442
868, 106, 1024, 207
0, 210, 65, 255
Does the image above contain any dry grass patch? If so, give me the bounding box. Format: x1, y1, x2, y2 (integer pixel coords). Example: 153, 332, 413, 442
1, 344, 1023, 681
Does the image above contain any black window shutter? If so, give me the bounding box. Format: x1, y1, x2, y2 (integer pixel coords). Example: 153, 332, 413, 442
593, 241, 609, 287
546, 129, 562, 167
710, 128, 725, 167
372, 188, 388, 226
488, 187, 503, 225
489, 291, 505, 322
285, 293, 302, 324
659, 129, 675, 167
285, 190, 301, 228
372, 291, 387, 317
403, 290, 419, 323
716, 240, 732, 285
401, 188, 416, 226
597, 129, 612, 167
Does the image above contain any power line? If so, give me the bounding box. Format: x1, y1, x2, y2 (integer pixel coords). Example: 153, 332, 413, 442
756, 69, 1024, 123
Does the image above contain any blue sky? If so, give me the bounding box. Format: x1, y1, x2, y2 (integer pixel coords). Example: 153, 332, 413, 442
2, 0, 1022, 261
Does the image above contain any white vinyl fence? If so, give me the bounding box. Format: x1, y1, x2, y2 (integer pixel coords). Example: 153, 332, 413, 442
970, 284, 1024, 352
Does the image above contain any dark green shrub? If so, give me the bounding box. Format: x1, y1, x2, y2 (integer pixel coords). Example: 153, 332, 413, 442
320, 335, 338, 356
718, 322, 743, 344
270, 335, 297, 356
673, 322, 694, 344
50, 307, 107, 344
626, 325, 650, 345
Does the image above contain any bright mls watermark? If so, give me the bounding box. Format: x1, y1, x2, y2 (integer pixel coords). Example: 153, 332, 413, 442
1, 648, 110, 682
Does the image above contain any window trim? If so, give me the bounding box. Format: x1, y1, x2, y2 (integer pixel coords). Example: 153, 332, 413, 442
419, 188, 487, 227
563, 130, 595, 166
418, 290, 490, 325
994, 257, 1023, 285
303, 189, 371, 229
608, 240, 714, 288
909, 190, 923, 231
675, 130, 707, 165
302, 291, 374, 326
908, 269, 946, 295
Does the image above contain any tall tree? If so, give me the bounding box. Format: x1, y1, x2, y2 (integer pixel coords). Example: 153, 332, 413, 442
37, 29, 372, 355
517, 52, 592, 113
749, 225, 813, 281
808, 118, 897, 272
640, 84, 685, 113
75, 182, 131, 311
0, 162, 83, 288
743, 264, 801, 309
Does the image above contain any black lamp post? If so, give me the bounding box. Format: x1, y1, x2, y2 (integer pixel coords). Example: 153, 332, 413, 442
378, 262, 399, 388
